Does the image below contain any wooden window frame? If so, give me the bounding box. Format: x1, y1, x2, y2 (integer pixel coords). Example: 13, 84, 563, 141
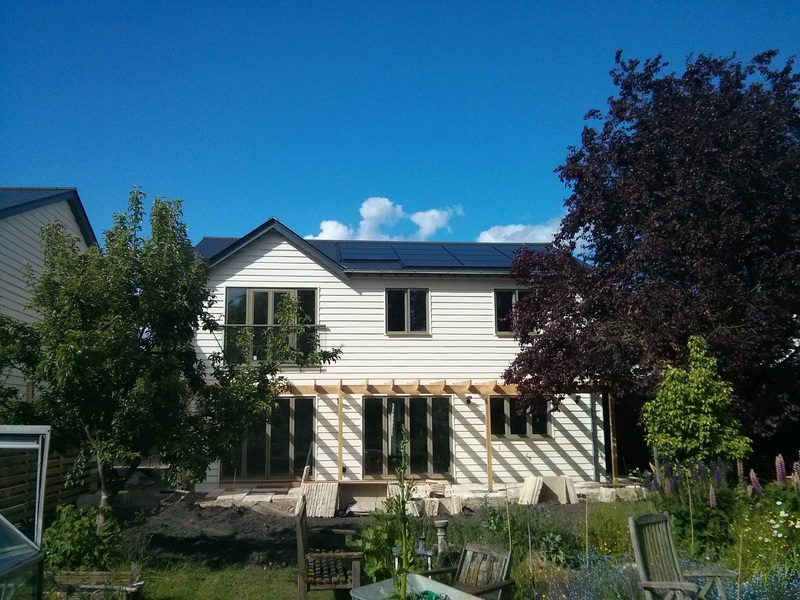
494, 289, 527, 336
362, 396, 451, 477
489, 396, 550, 437
385, 288, 430, 335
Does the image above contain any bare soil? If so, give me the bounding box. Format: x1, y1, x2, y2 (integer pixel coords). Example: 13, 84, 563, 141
118, 473, 586, 569
118, 482, 369, 569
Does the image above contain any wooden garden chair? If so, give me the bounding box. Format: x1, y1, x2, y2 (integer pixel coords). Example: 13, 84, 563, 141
629, 512, 737, 600
422, 541, 514, 600
295, 494, 363, 599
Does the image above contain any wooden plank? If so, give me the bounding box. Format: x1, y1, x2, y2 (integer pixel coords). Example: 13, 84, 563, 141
305, 482, 339, 518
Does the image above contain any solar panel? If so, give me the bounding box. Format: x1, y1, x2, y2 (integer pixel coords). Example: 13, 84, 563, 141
393, 244, 462, 267
339, 243, 399, 261
446, 245, 513, 267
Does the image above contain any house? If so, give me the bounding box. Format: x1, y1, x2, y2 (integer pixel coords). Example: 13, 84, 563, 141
193, 217, 605, 492
0, 188, 97, 396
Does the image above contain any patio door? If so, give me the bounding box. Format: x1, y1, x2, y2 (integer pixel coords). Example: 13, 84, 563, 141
363, 396, 451, 477
221, 397, 314, 480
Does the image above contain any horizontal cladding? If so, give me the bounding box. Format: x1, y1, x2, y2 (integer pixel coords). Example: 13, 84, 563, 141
0, 201, 89, 395
197, 231, 523, 381
305, 393, 603, 485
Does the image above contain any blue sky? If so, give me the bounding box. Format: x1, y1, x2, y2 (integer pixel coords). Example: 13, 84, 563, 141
2, 3, 798, 245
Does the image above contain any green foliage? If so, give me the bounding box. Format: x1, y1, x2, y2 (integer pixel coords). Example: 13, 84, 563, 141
583, 501, 654, 558
3, 188, 340, 516
643, 336, 751, 463
352, 428, 423, 596
43, 505, 125, 572
727, 482, 800, 577
653, 466, 742, 559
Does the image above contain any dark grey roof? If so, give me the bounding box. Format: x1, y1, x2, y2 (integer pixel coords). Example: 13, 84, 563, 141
194, 218, 545, 276
0, 187, 97, 246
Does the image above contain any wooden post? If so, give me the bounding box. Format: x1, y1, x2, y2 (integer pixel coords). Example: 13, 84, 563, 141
484, 394, 493, 492
337, 384, 344, 481
607, 392, 618, 487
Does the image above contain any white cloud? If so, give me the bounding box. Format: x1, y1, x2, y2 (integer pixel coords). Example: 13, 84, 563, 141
357, 197, 404, 240
476, 216, 563, 243
409, 205, 463, 240
306, 198, 463, 241
313, 220, 355, 240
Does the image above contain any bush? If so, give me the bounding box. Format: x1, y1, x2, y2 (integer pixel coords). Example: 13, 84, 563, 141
43, 504, 125, 572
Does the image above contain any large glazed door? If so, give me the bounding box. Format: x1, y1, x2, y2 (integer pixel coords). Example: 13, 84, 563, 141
221, 398, 314, 480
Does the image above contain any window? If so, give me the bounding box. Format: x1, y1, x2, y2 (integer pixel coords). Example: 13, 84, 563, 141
494, 290, 528, 334
224, 288, 317, 363
221, 397, 314, 479
490, 397, 549, 436
363, 397, 451, 476
386, 289, 429, 334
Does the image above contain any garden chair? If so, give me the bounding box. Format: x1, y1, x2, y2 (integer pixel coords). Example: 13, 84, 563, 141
295, 494, 363, 599
629, 512, 737, 600
422, 541, 514, 600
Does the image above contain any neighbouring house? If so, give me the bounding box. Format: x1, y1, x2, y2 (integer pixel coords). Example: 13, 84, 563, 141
193, 217, 605, 492
0, 187, 98, 525
0, 188, 97, 397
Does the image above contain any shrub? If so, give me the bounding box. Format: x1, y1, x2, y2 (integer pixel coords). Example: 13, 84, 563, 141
43, 504, 125, 572
649, 459, 742, 559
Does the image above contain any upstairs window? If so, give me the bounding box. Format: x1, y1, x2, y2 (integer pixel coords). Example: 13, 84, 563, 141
490, 397, 549, 436
224, 288, 318, 363
386, 288, 429, 334
494, 289, 528, 334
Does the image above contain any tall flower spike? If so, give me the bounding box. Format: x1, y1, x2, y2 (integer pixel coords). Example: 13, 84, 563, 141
709, 485, 717, 509
776, 454, 786, 484
749, 469, 763, 495
712, 461, 722, 487
737, 459, 744, 480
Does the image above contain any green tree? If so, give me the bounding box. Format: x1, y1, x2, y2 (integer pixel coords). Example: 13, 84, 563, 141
1, 189, 340, 524
643, 336, 751, 463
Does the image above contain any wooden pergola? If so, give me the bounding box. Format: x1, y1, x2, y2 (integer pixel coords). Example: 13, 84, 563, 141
285, 379, 519, 491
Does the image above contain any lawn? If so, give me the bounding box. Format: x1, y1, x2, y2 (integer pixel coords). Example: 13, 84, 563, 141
141, 565, 314, 600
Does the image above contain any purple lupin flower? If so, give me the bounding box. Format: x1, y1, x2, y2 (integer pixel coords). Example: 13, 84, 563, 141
711, 461, 723, 487
709, 485, 717, 508
776, 454, 786, 484
749, 469, 763, 495
665, 476, 674, 495
699, 461, 707, 483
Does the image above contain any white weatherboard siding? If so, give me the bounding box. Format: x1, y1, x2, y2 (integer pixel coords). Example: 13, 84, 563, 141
195, 230, 605, 490
196, 231, 521, 380
0, 201, 89, 393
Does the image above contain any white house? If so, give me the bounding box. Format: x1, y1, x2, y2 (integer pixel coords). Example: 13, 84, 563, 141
0, 188, 97, 396
194, 218, 605, 491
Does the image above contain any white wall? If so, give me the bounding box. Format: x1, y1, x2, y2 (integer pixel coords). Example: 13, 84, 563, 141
195, 230, 605, 489
0, 200, 90, 394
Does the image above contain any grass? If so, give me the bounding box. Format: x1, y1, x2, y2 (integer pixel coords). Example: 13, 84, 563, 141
141, 565, 324, 600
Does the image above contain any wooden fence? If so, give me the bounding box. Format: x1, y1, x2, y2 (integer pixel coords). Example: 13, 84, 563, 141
0, 449, 94, 529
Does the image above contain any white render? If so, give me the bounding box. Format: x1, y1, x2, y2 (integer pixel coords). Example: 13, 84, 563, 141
195, 228, 605, 490
0, 198, 92, 394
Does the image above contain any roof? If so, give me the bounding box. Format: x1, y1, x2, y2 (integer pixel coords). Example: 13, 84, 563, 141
0, 188, 97, 247
195, 218, 545, 277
